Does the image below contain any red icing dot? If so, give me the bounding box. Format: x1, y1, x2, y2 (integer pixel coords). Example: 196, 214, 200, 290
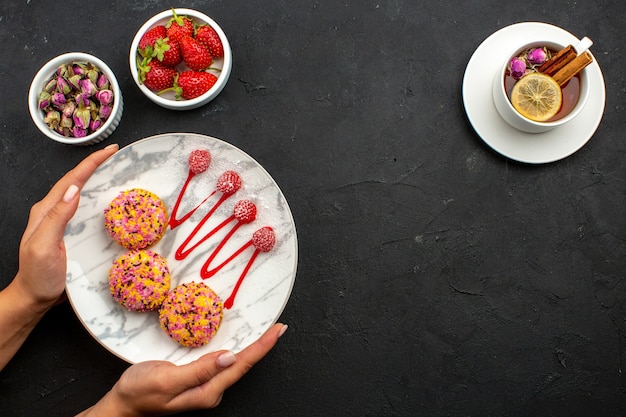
233, 200, 257, 224
252, 226, 276, 252
189, 149, 211, 174
216, 170, 242, 195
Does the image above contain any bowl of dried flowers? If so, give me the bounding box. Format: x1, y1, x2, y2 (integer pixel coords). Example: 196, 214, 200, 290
28, 52, 123, 145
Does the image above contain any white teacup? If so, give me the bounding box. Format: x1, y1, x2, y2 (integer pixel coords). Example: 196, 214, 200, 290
492, 38, 592, 133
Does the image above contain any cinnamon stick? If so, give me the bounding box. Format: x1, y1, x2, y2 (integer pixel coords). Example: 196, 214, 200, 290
538, 45, 576, 77
552, 51, 593, 86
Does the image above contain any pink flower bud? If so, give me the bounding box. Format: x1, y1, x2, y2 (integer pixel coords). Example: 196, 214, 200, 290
72, 63, 87, 76
68, 74, 82, 90
44, 78, 57, 93
527, 48, 547, 65
72, 126, 88, 137
44, 110, 61, 128
99, 104, 112, 120
95, 89, 113, 105
56, 64, 69, 78
38, 91, 51, 110
87, 68, 100, 85
80, 78, 98, 97
75, 93, 90, 107
62, 101, 76, 118
56, 76, 72, 94
89, 117, 102, 131
97, 74, 109, 89
52, 92, 66, 108
509, 57, 527, 80
73, 107, 91, 130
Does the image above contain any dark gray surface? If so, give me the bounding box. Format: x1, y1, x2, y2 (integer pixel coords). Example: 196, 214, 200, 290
1, 1, 624, 416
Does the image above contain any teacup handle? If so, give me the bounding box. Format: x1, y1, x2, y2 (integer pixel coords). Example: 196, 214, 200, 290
574, 37, 593, 54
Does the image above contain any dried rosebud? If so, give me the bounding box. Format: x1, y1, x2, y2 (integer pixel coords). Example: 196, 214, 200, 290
79, 78, 98, 97
44, 110, 61, 128
62, 101, 76, 118
527, 48, 547, 65
60, 114, 73, 129
43, 78, 57, 93
99, 104, 112, 120
95, 89, 113, 105
68, 74, 82, 91
56, 64, 69, 78
97, 73, 109, 89
73, 107, 91, 130
87, 68, 100, 85
74, 93, 90, 107
72, 126, 88, 137
56, 76, 72, 94
51, 92, 66, 108
38, 91, 51, 110
89, 117, 102, 131
509, 57, 527, 80
72, 63, 87, 76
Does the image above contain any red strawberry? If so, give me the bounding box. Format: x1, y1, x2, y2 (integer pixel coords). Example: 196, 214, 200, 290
152, 38, 182, 67
166, 10, 194, 43
176, 70, 218, 99
216, 171, 242, 195
252, 227, 276, 252
196, 25, 224, 58
138, 59, 178, 92
179, 36, 213, 70
234, 200, 257, 224
139, 25, 167, 51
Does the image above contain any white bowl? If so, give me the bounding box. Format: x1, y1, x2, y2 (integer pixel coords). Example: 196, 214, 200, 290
28, 52, 123, 145
492, 40, 591, 134
129, 8, 232, 110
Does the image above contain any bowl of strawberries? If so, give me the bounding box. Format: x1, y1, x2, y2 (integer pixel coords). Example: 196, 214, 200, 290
129, 8, 232, 110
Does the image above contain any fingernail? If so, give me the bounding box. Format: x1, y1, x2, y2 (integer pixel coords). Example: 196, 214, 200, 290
104, 143, 119, 150
216, 351, 236, 368
63, 184, 79, 202
279, 324, 288, 338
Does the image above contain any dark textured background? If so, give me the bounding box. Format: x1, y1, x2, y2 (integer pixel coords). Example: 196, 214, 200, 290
1, 1, 624, 416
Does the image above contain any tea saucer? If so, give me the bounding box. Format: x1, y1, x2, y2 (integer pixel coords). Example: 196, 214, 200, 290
462, 22, 606, 164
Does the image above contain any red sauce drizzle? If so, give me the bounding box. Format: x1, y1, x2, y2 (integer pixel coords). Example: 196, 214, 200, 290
169, 152, 276, 308
168, 170, 217, 229
174, 195, 235, 260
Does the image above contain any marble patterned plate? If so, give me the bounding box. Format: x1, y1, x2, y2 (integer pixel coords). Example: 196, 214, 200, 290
65, 133, 298, 365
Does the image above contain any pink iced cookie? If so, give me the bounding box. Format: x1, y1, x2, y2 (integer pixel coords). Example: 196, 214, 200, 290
159, 282, 224, 347
104, 188, 169, 250
109, 250, 171, 312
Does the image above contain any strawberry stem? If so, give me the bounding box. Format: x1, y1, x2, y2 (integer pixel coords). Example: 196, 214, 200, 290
157, 73, 182, 98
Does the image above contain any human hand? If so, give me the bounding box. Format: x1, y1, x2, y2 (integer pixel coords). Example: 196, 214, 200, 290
0, 144, 118, 370
77, 323, 288, 417
13, 144, 119, 314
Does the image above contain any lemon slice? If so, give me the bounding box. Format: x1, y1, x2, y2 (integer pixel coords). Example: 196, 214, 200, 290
510, 73, 562, 122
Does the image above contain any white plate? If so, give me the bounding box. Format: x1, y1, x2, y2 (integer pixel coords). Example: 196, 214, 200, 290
462, 22, 606, 164
65, 133, 297, 365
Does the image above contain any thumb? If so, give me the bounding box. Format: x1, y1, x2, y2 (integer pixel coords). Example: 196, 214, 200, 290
167, 350, 235, 390
38, 184, 81, 240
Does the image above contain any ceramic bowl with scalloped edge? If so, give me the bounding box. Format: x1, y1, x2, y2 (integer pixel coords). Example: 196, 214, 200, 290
28, 52, 123, 146
129, 8, 232, 110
